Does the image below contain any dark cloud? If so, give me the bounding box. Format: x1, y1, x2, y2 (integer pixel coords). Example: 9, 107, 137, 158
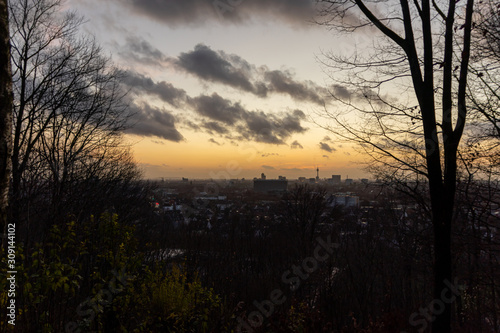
329, 84, 353, 100
243, 108, 307, 144
322, 155, 329, 159
319, 142, 335, 153
291, 140, 304, 149
242, 111, 283, 144
122, 71, 187, 107
127, 103, 184, 142
328, 84, 381, 102
118, 35, 169, 67
323, 135, 332, 142
118, 53, 312, 145
183, 120, 200, 132
177, 44, 257, 93
262, 153, 279, 157
120, 71, 308, 145
264, 70, 325, 105
239, 110, 306, 144
189, 93, 245, 125
189, 92, 308, 145
117, 0, 320, 27
274, 110, 307, 138
176, 44, 330, 104
203, 121, 229, 134
208, 138, 222, 145
261, 165, 275, 170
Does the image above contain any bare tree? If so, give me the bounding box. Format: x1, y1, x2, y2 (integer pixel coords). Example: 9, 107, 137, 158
8, 0, 132, 239
316, 0, 477, 331
462, 3, 500, 177
281, 184, 330, 254
0, 0, 12, 237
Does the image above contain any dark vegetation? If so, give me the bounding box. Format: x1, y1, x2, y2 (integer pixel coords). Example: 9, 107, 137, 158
1, 178, 499, 332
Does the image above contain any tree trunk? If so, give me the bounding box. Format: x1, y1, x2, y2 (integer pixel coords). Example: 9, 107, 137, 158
430, 144, 457, 333
0, 0, 12, 237
432, 212, 452, 333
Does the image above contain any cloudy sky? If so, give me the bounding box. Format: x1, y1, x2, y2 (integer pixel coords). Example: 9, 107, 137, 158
67, 0, 372, 180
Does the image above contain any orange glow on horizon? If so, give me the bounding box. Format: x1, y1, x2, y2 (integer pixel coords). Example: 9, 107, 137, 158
129, 134, 368, 180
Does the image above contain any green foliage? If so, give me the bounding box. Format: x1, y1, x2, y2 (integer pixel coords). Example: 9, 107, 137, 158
29, 221, 82, 296
0, 212, 229, 332
0, 213, 142, 332
286, 303, 307, 333
155, 265, 221, 331
0, 221, 84, 332
125, 264, 223, 332
63, 213, 141, 332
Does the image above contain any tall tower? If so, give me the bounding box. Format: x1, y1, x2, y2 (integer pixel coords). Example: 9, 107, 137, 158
316, 167, 319, 181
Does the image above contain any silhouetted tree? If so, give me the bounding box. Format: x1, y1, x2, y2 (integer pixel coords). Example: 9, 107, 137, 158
317, 0, 477, 331
0, 0, 12, 236
8, 0, 133, 241
463, 2, 500, 178
281, 184, 330, 253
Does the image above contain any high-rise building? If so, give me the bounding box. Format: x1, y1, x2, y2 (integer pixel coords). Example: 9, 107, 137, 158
331, 175, 341, 184
253, 179, 288, 193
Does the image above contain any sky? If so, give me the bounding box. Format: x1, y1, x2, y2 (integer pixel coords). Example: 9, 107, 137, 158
66, 0, 375, 180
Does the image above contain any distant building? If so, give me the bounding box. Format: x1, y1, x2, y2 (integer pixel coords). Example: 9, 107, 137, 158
331, 175, 341, 184
261, 173, 266, 180
345, 178, 353, 185
253, 179, 288, 193
330, 194, 359, 208
345, 195, 359, 207
163, 204, 183, 212
193, 195, 227, 201
182, 177, 188, 182
298, 177, 306, 182
361, 178, 369, 184
279, 175, 287, 180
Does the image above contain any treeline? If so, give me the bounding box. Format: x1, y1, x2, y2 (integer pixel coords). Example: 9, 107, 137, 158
3, 179, 497, 331
146, 182, 499, 332
4, 0, 146, 246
